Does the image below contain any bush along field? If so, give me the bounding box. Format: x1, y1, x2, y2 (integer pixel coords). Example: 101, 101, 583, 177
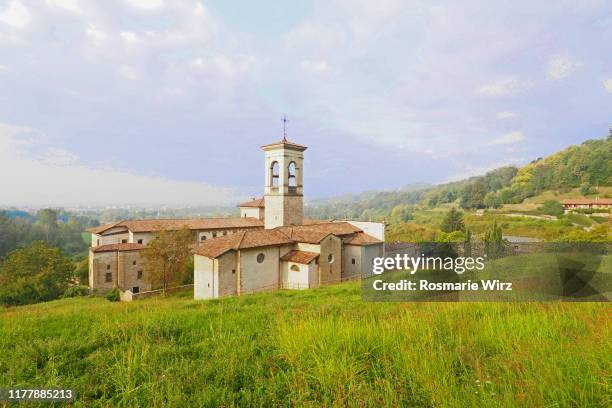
1, 283, 610, 407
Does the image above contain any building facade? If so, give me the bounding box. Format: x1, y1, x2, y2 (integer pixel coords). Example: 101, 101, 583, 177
88, 137, 385, 299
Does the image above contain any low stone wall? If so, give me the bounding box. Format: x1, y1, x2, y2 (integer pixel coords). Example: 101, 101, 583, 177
120, 284, 194, 302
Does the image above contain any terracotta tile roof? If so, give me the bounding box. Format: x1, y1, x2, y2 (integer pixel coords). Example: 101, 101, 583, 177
343, 232, 383, 246
91, 243, 145, 253
86, 221, 123, 234
276, 226, 333, 244
193, 229, 293, 259
261, 138, 307, 151
89, 217, 263, 234
302, 219, 331, 225
238, 197, 265, 208
561, 198, 612, 205
280, 250, 319, 264
303, 221, 363, 236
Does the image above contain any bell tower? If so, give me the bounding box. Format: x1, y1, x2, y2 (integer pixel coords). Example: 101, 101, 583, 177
262, 135, 307, 229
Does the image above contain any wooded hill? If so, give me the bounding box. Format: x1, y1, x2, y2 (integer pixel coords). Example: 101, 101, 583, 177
305, 135, 612, 220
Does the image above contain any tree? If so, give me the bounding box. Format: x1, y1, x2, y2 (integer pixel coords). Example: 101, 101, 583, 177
539, 200, 564, 217
580, 182, 596, 196
484, 220, 504, 258
37, 209, 58, 244
0, 241, 74, 306
440, 208, 465, 233
142, 228, 193, 293
464, 229, 472, 258
391, 205, 414, 222
483, 192, 502, 209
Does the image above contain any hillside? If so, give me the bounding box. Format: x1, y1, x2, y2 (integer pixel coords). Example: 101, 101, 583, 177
305, 136, 612, 220
1, 282, 610, 407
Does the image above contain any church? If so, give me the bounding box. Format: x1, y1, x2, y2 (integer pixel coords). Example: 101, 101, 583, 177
87, 136, 384, 300
192, 137, 385, 299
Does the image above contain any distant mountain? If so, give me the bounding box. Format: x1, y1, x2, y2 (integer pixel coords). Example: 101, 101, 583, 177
305, 135, 611, 220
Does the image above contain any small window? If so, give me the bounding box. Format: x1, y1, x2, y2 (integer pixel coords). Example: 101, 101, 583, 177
257, 253, 265, 263
232, 269, 235, 274
290, 264, 300, 272
351, 258, 356, 265
137, 239, 143, 244
201, 235, 207, 241
137, 270, 143, 279
132, 260, 137, 266
96, 239, 100, 246
107, 264, 111, 270
212, 232, 217, 238
121, 239, 127, 243
132, 286, 139, 294
327, 254, 334, 263
105, 272, 112, 282
223, 231, 227, 236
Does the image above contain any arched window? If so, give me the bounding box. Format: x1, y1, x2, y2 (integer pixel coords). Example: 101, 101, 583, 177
288, 161, 297, 187
257, 253, 265, 263
270, 161, 279, 187
290, 264, 300, 272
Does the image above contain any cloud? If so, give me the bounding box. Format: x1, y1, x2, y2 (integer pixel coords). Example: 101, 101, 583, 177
45, 0, 83, 14
85, 24, 107, 42
546, 55, 581, 80
284, 23, 346, 51
300, 60, 330, 75
488, 131, 525, 145
603, 78, 612, 93
477, 77, 532, 97
0, 0, 31, 29
123, 0, 164, 10
189, 55, 255, 78
120, 31, 139, 43
119, 65, 140, 80
496, 111, 516, 119
0, 123, 236, 207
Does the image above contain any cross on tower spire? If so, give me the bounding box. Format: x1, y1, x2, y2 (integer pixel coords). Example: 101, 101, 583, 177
282, 115, 288, 141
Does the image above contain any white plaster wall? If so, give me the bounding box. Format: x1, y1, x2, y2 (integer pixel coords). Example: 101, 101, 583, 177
196, 229, 233, 243
130, 232, 155, 245
362, 243, 384, 277
240, 246, 280, 292
318, 235, 342, 283
194, 255, 215, 299
217, 251, 237, 297
341, 221, 386, 242
285, 261, 309, 289
343, 244, 363, 279
240, 207, 261, 219
93, 232, 129, 246
308, 262, 318, 287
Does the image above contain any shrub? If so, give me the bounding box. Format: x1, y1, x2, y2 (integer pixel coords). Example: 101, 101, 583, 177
105, 288, 120, 302
539, 200, 564, 217
62, 285, 90, 298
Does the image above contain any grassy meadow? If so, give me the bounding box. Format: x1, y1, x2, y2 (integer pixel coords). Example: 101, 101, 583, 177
1, 282, 610, 407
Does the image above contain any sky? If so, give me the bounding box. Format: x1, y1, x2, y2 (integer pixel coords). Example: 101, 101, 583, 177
0, 0, 611, 207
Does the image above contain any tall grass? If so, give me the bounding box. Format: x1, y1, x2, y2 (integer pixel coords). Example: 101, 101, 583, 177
1, 283, 610, 407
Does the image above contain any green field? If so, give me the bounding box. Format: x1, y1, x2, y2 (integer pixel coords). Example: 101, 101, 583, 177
1, 283, 610, 407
